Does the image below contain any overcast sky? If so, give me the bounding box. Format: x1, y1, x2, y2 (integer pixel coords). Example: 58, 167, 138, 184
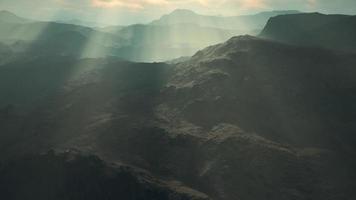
1, 0, 355, 25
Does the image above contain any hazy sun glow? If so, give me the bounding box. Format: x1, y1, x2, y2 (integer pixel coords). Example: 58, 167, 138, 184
2, 0, 355, 26
90, 0, 266, 10
91, 0, 227, 9
241, 0, 266, 9
91, 0, 167, 9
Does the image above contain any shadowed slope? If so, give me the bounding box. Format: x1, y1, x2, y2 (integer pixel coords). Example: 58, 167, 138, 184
164, 35, 356, 148
260, 13, 356, 52
0, 150, 210, 200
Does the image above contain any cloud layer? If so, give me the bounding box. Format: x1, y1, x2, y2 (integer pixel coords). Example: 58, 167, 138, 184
46, 0, 356, 16
1, 0, 355, 25
85, 0, 324, 10
89, 0, 269, 9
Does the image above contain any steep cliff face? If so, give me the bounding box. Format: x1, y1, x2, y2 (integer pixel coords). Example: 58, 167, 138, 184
260, 13, 356, 52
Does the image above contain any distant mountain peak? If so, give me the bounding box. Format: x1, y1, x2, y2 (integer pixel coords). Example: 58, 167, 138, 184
169, 9, 197, 16
0, 10, 29, 23
150, 9, 200, 26
0, 10, 12, 13
0, 10, 17, 17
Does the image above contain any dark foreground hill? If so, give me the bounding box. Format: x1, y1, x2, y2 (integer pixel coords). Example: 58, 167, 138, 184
1, 36, 356, 200
0, 150, 209, 200
260, 13, 356, 52
166, 35, 356, 149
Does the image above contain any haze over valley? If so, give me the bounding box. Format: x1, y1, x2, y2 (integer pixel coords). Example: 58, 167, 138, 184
0, 9, 302, 62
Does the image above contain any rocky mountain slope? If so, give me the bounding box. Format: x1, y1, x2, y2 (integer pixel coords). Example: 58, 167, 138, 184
156, 35, 356, 199
1, 35, 356, 200
165, 35, 356, 148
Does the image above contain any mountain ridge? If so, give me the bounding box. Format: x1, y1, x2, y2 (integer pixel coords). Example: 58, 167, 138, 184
0, 10, 31, 24
151, 9, 301, 30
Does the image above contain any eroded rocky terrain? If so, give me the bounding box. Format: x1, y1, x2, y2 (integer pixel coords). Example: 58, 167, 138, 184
1, 35, 356, 199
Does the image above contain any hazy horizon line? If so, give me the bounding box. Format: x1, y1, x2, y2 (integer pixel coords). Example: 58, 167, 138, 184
1, 8, 353, 27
